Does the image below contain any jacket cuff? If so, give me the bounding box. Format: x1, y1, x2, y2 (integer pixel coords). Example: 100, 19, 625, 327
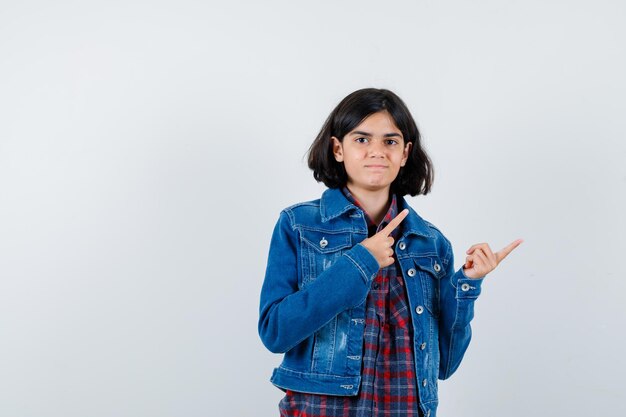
455, 268, 485, 299
343, 243, 380, 285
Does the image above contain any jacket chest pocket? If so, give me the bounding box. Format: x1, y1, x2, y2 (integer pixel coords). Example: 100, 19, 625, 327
299, 229, 352, 287
412, 256, 445, 318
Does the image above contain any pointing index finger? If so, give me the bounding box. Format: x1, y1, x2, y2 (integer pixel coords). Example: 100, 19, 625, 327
495, 238, 523, 263
380, 209, 409, 236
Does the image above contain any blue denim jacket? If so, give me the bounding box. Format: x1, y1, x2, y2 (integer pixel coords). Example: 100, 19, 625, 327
258, 188, 484, 417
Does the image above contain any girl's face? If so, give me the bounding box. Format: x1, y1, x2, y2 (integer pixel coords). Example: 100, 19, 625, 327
332, 110, 411, 195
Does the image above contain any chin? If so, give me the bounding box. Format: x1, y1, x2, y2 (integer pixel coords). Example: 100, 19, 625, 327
364, 183, 392, 191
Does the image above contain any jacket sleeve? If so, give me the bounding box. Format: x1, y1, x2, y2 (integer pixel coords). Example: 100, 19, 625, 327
438, 238, 485, 380
258, 210, 380, 354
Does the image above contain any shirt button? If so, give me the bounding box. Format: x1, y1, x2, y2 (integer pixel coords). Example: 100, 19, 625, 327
373, 283, 379, 289
398, 242, 406, 250
461, 283, 470, 291
420, 342, 426, 350
433, 262, 441, 272
407, 268, 416, 277
415, 306, 424, 315
422, 378, 428, 387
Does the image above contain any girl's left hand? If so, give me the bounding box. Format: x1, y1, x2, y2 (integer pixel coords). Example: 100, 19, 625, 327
463, 239, 523, 279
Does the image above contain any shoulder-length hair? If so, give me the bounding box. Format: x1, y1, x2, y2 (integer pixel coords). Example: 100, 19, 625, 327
307, 88, 433, 197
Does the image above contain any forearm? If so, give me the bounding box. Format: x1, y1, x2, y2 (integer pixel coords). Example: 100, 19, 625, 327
259, 243, 379, 353
438, 267, 484, 379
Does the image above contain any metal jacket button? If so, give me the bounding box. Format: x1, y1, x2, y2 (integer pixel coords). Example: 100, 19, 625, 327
407, 268, 416, 277
415, 306, 424, 314
422, 378, 428, 387
420, 342, 426, 350
433, 262, 441, 272
398, 242, 406, 250
461, 283, 470, 291
319, 238, 328, 248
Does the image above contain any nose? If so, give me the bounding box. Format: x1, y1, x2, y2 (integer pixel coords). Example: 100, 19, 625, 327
368, 139, 385, 157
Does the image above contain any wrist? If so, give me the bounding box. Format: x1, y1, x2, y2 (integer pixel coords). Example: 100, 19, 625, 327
462, 266, 485, 280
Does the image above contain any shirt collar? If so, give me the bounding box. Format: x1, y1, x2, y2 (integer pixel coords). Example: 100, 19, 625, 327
341, 186, 399, 236
319, 187, 434, 239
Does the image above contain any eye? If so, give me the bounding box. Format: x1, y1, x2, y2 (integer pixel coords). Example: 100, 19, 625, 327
355, 137, 369, 144
385, 139, 399, 145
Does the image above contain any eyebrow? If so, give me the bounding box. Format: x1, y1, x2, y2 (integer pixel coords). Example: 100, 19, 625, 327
349, 130, 403, 138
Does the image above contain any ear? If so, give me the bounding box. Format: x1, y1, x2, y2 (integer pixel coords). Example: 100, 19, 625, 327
400, 141, 412, 167
332, 136, 344, 162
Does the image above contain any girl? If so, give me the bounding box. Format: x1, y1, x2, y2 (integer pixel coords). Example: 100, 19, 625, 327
258, 88, 522, 417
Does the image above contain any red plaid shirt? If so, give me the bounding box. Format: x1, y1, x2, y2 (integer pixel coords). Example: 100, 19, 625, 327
278, 188, 421, 417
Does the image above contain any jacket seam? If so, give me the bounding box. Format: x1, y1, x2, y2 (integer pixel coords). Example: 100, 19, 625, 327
344, 249, 372, 284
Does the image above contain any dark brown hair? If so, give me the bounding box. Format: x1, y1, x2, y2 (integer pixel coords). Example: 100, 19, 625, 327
307, 88, 433, 196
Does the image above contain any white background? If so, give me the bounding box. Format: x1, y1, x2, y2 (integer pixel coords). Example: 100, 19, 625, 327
1, 1, 625, 416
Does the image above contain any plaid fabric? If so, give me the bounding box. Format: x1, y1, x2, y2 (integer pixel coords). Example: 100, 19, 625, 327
278, 188, 421, 417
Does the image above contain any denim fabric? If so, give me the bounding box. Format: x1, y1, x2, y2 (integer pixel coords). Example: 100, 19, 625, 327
259, 187, 484, 417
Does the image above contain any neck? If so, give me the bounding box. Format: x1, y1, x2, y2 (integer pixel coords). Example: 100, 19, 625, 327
346, 184, 391, 225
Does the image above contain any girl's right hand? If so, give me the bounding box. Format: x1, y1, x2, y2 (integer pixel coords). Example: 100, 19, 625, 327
360, 209, 409, 268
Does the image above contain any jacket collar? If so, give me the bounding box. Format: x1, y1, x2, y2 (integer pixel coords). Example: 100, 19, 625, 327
320, 187, 434, 238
